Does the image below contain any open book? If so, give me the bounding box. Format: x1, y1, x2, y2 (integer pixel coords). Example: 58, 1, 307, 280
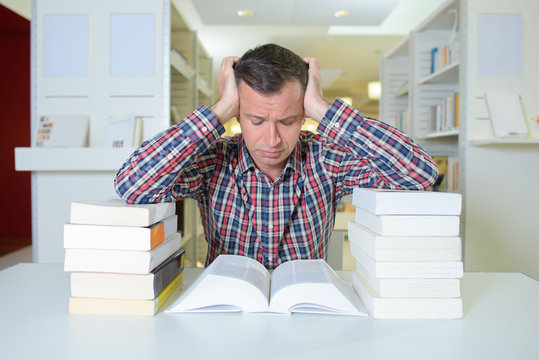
166, 255, 366, 316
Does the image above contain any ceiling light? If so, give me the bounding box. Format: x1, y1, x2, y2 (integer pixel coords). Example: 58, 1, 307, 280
237, 10, 253, 17
334, 10, 349, 18
368, 81, 381, 101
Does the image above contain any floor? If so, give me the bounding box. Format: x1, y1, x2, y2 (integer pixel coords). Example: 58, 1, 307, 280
0, 246, 32, 271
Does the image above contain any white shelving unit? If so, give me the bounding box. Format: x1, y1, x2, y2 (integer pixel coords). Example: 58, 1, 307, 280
15, 0, 212, 265
380, 0, 539, 279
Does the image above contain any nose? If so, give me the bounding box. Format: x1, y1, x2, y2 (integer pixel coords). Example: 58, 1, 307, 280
266, 123, 281, 147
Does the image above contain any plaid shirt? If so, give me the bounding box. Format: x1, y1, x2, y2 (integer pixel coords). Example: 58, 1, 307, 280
114, 98, 437, 268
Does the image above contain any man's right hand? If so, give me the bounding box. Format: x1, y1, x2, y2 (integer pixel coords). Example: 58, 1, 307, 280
210, 56, 240, 125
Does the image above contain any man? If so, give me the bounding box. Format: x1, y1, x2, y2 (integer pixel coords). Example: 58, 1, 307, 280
114, 44, 438, 269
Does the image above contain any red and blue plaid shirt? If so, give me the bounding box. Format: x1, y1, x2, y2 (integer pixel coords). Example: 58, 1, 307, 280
114, 98, 437, 268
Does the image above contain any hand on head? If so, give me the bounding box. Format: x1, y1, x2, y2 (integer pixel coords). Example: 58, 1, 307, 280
211, 52, 330, 125
303, 57, 330, 123
210, 56, 240, 124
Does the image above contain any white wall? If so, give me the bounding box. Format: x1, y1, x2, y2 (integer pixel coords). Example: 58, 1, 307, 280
463, 0, 539, 279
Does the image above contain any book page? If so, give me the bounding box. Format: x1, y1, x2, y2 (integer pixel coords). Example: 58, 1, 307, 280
209, 255, 270, 298
166, 255, 271, 313
269, 260, 366, 315
270, 260, 330, 298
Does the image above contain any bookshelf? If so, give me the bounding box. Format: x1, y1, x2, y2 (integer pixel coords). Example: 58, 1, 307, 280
15, 0, 213, 265
380, 0, 539, 279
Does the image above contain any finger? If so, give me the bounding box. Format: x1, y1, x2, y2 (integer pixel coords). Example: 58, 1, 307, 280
303, 57, 319, 69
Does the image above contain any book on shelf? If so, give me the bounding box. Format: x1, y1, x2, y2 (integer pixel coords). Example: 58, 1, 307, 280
69, 271, 184, 316
69, 199, 176, 227
166, 254, 367, 316
427, 92, 459, 133
103, 114, 143, 148
351, 271, 463, 319
64, 233, 181, 274
35, 115, 89, 147
64, 215, 178, 251
70, 250, 185, 300
355, 208, 460, 237
352, 188, 462, 215
348, 221, 462, 262
350, 243, 463, 279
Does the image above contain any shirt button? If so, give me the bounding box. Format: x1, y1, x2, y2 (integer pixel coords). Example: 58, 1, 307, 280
269, 225, 274, 230
166, 154, 173, 160
201, 126, 208, 133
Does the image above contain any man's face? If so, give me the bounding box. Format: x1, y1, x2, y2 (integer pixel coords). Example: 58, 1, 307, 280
237, 80, 305, 181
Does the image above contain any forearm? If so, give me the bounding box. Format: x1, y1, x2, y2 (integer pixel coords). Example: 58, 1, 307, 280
114, 105, 224, 203
318, 98, 438, 190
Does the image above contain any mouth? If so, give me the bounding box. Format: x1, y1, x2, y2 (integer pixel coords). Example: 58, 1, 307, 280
260, 150, 282, 158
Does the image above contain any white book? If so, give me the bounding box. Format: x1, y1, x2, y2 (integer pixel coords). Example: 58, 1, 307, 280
64, 233, 181, 274
352, 271, 463, 319
348, 221, 461, 261
350, 242, 463, 279
64, 215, 177, 251
352, 188, 462, 215
166, 254, 367, 316
69, 272, 184, 317
354, 263, 461, 298
70, 250, 184, 300
355, 208, 460, 237
69, 199, 176, 227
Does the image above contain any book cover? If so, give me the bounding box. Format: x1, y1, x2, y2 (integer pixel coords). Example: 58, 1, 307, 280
485, 91, 528, 137
64, 233, 181, 274
355, 208, 460, 237
350, 242, 463, 279
103, 114, 143, 148
70, 250, 185, 300
351, 271, 463, 319
68, 272, 184, 316
352, 188, 462, 215
348, 221, 462, 262
35, 115, 89, 147
166, 255, 367, 316
69, 199, 176, 227
64, 215, 178, 251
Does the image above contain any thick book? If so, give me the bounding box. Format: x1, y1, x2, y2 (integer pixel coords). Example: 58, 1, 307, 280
68, 272, 184, 316
64, 215, 178, 251
353, 264, 461, 298
166, 254, 367, 316
348, 221, 461, 261
350, 242, 463, 279
64, 233, 181, 274
69, 199, 176, 227
70, 250, 185, 300
355, 208, 460, 237
352, 188, 462, 215
352, 271, 463, 319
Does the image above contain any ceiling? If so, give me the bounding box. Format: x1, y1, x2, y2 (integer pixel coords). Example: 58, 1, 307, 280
1, 0, 447, 106
174, 0, 447, 106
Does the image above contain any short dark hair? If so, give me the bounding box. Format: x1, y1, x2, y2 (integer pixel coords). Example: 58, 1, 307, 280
234, 43, 308, 94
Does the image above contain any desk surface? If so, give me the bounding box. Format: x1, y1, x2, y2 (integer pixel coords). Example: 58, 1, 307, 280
1, 263, 538, 360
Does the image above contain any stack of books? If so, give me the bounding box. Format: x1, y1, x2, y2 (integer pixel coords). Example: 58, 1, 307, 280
348, 188, 463, 319
63, 199, 184, 316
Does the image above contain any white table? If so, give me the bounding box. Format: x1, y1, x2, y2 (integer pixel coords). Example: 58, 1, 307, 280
1, 263, 538, 360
